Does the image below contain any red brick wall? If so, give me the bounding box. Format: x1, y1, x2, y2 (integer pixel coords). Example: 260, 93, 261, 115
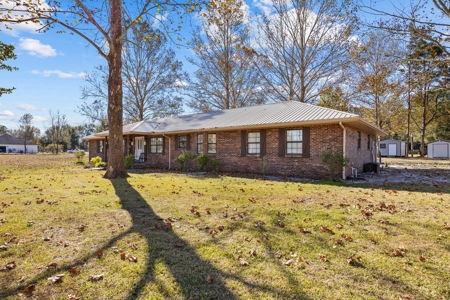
141, 125, 359, 179
90, 124, 376, 179
88, 139, 106, 162
344, 126, 376, 176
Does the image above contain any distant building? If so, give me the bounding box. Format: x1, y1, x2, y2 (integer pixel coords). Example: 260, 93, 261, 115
379, 139, 406, 157
427, 140, 450, 158
0, 134, 38, 154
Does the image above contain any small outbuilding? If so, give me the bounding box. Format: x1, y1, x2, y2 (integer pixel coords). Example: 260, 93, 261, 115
379, 139, 406, 157
0, 134, 38, 154
427, 140, 450, 158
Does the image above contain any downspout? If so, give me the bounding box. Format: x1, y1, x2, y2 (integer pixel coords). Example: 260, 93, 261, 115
339, 122, 346, 180
162, 134, 171, 170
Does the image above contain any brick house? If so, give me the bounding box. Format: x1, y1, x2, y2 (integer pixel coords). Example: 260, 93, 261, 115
82, 101, 385, 179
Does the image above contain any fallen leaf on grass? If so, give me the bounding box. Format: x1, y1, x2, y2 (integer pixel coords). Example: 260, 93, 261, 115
392, 248, 406, 257
319, 255, 328, 262
320, 226, 334, 234
46, 262, 58, 269
17, 276, 27, 283
335, 223, 344, 229
443, 222, 450, 230
249, 249, 257, 257
206, 276, 213, 283
89, 273, 104, 281
341, 234, 353, 242
97, 250, 104, 258
131, 244, 138, 250
0, 261, 16, 271
22, 284, 35, 295
274, 252, 282, 259
238, 256, 249, 266
419, 255, 426, 262
78, 225, 87, 232
48, 274, 65, 283
283, 259, 293, 266
128, 255, 138, 262
0, 245, 8, 251
69, 267, 81, 275
347, 254, 362, 266
299, 228, 311, 234
68, 294, 80, 300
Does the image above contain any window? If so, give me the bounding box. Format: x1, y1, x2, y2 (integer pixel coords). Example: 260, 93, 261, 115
367, 135, 371, 150
150, 137, 163, 154
357, 131, 361, 149
286, 129, 302, 155
97, 140, 103, 153
380, 144, 386, 149
179, 135, 187, 149
207, 133, 216, 154
197, 134, 203, 154
247, 132, 260, 155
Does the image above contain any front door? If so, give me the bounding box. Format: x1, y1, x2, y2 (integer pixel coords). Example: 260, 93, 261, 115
135, 137, 145, 159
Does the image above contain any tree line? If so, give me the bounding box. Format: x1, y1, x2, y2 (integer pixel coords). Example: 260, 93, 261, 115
1, 0, 450, 177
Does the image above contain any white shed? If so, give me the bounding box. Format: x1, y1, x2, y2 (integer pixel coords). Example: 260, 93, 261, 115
379, 139, 406, 157
0, 134, 38, 154
427, 140, 450, 158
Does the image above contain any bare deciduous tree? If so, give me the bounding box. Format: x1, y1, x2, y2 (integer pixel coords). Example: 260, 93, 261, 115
254, 0, 356, 103
1, 0, 198, 178
47, 110, 68, 154
186, 0, 268, 112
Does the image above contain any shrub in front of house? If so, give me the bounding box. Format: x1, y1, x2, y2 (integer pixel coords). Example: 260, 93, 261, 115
197, 153, 210, 171
321, 150, 349, 179
177, 151, 196, 171
212, 158, 221, 172
90, 156, 106, 168
124, 154, 135, 169
74, 150, 86, 164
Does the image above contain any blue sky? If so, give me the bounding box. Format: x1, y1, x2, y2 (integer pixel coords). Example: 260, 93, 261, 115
0, 0, 427, 133
0, 26, 106, 132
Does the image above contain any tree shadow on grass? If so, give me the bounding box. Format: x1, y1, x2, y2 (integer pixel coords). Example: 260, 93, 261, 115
109, 178, 236, 299
1, 177, 311, 299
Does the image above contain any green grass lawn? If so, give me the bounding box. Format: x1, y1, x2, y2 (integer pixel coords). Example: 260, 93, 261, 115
0, 154, 449, 299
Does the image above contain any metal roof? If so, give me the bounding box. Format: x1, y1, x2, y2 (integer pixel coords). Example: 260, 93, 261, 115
89, 101, 386, 138
0, 134, 37, 145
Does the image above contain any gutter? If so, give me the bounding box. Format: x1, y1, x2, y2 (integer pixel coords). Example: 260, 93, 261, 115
162, 134, 171, 170
339, 121, 346, 180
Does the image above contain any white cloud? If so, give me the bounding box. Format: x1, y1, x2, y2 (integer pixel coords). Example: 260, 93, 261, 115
31, 70, 87, 79
19, 38, 57, 57
0, 1, 51, 36
17, 103, 39, 111
0, 110, 14, 120
33, 116, 47, 122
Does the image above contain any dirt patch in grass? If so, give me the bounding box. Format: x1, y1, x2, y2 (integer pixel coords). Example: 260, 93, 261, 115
0, 155, 449, 299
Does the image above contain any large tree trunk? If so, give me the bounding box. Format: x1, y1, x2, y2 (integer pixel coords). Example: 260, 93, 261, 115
104, 0, 128, 178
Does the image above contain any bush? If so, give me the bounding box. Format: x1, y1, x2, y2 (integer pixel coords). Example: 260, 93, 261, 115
321, 150, 349, 178
177, 151, 196, 171
197, 153, 210, 171
125, 154, 135, 169
211, 158, 221, 172
74, 150, 86, 164
90, 156, 106, 168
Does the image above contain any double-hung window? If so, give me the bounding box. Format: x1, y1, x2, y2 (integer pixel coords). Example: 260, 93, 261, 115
98, 140, 104, 153
179, 135, 187, 149
197, 134, 203, 154
286, 129, 302, 155
247, 132, 260, 155
207, 134, 216, 154
150, 137, 163, 154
